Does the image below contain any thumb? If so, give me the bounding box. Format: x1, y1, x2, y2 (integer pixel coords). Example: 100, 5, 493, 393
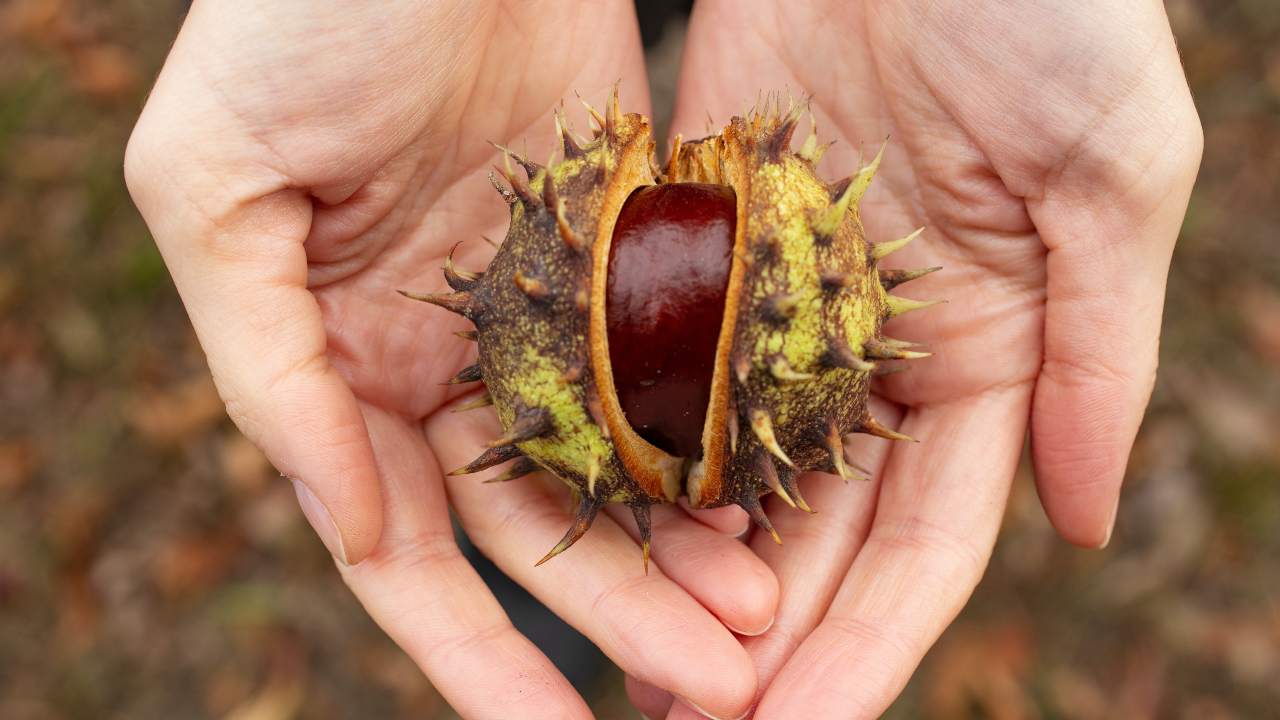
1028, 38, 1202, 548
126, 127, 383, 565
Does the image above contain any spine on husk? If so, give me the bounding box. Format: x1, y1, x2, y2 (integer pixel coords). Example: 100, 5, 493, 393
404, 91, 942, 564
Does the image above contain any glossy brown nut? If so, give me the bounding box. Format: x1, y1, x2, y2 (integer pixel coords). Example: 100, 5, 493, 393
606, 183, 736, 458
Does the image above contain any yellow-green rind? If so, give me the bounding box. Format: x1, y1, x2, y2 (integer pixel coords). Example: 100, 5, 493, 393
675, 103, 917, 528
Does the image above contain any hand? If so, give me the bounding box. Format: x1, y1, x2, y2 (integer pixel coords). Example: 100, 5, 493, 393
627, 1, 1202, 717
125, 2, 776, 718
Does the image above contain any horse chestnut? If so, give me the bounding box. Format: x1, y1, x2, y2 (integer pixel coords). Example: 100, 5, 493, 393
405, 91, 940, 566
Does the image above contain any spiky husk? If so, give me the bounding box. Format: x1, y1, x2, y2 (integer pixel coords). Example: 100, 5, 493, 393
406, 91, 939, 564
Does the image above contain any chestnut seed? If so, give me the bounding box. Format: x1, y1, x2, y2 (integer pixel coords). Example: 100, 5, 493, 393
606, 183, 736, 458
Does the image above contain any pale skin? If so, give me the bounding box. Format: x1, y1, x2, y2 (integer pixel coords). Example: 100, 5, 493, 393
126, 1, 1200, 719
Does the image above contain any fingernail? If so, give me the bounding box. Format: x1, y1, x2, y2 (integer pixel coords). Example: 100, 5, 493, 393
292, 479, 349, 564
678, 698, 750, 720
726, 613, 775, 637
1096, 495, 1121, 549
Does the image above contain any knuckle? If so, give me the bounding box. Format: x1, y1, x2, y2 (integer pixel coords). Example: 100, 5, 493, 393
360, 530, 460, 576
123, 123, 163, 205
823, 615, 920, 666
864, 514, 988, 586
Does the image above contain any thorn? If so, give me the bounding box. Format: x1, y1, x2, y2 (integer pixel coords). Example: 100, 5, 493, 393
811, 178, 856, 242
479, 234, 500, 249
552, 194, 585, 252
840, 447, 873, 479
822, 337, 876, 372
488, 141, 541, 180
773, 456, 814, 512
798, 113, 820, 163
864, 338, 932, 360
540, 169, 559, 209
398, 289, 481, 321
605, 83, 623, 139
514, 270, 552, 302
768, 354, 815, 382
492, 164, 537, 207
765, 98, 806, 159
879, 265, 942, 290
885, 294, 945, 318
739, 492, 782, 545
820, 268, 854, 291
762, 292, 801, 324
586, 452, 601, 497
454, 329, 478, 342
443, 243, 483, 292
778, 468, 812, 513
733, 351, 752, 384
449, 443, 522, 476
750, 408, 794, 467
497, 143, 515, 177
484, 456, 540, 483
451, 391, 493, 413
846, 139, 887, 205
575, 90, 606, 135
758, 454, 795, 509
535, 494, 603, 566
487, 405, 554, 447
555, 108, 585, 160
826, 421, 852, 480
811, 139, 884, 240
631, 504, 652, 574
872, 363, 911, 378
880, 336, 922, 349
872, 227, 924, 261
444, 363, 483, 385
488, 171, 518, 206
855, 414, 915, 442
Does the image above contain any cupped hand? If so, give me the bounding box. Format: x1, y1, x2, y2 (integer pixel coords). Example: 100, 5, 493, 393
125, 2, 776, 718
629, 1, 1202, 718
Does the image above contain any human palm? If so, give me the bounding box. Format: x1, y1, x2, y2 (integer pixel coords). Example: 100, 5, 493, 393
129, 2, 777, 719
619, 1, 1200, 718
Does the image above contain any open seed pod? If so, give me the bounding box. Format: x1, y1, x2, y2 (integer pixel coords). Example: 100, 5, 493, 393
403, 90, 941, 567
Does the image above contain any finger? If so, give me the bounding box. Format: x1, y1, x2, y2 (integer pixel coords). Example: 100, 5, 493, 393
682, 501, 751, 536
1021, 6, 1202, 548
725, 401, 903, 698
125, 131, 383, 562
654, 401, 902, 720
755, 385, 1031, 719
429, 408, 758, 720
626, 674, 674, 720
340, 405, 589, 720
605, 503, 778, 636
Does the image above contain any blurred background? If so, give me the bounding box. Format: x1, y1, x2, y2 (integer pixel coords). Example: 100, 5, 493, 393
1, 0, 1277, 718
